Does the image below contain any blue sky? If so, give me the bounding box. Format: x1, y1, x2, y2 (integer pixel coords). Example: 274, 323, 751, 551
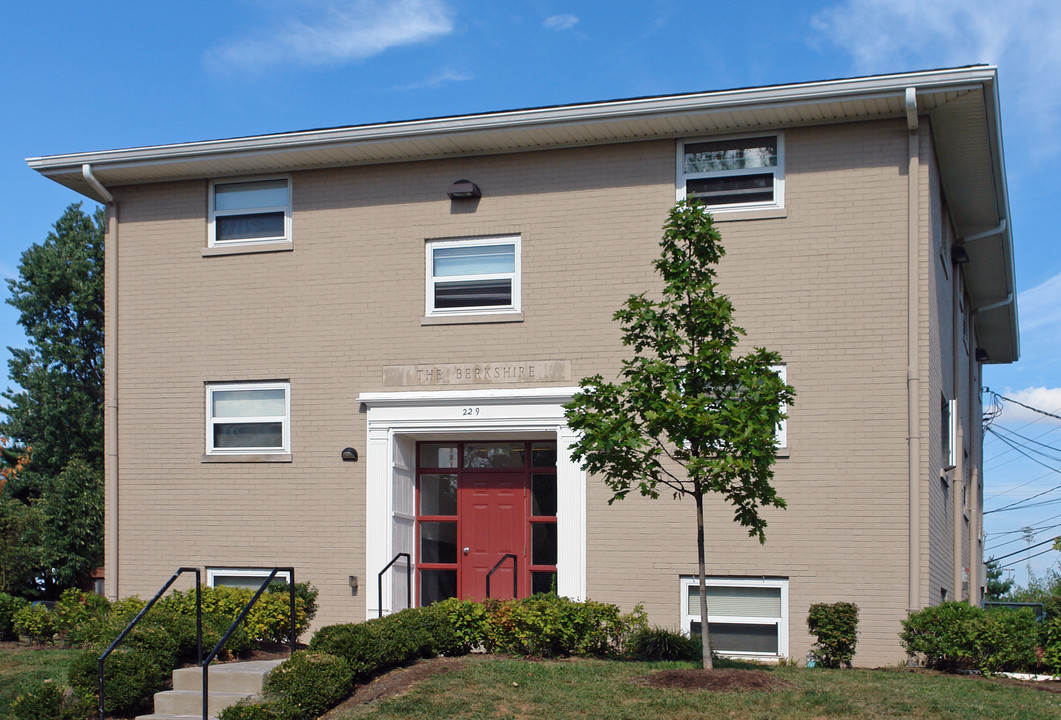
3, 0, 1060, 586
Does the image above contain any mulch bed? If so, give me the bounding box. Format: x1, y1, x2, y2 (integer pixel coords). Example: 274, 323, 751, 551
635, 668, 795, 692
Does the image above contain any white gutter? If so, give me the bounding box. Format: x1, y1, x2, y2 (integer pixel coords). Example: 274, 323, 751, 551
82, 164, 114, 203
961, 219, 1006, 244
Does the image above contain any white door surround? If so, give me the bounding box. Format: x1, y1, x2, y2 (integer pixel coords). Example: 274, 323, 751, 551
356, 387, 586, 617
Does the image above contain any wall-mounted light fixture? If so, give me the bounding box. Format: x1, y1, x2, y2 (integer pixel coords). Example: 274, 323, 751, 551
341, 447, 359, 461
950, 245, 970, 264
975, 348, 989, 363
447, 179, 481, 200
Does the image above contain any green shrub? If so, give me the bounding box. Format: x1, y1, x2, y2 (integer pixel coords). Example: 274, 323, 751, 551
68, 646, 166, 715
807, 602, 859, 668
433, 597, 490, 650
7, 679, 92, 720
268, 581, 319, 626
308, 615, 420, 681
416, 602, 473, 656
627, 626, 699, 661
219, 699, 284, 719
0, 591, 29, 641
53, 588, 111, 641
13, 603, 57, 644
262, 651, 354, 720
480, 594, 631, 657
900, 601, 1040, 675
1043, 616, 1061, 676
159, 585, 308, 645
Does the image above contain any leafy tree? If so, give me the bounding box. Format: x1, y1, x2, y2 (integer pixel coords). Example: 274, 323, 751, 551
0, 203, 105, 597
984, 557, 1014, 601
564, 199, 794, 669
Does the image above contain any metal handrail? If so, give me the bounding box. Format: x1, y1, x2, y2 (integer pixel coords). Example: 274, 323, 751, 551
377, 552, 411, 618
201, 567, 296, 720
98, 567, 201, 720
486, 553, 518, 599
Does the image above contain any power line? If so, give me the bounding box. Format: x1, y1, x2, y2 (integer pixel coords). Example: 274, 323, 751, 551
999, 544, 1058, 570
990, 425, 1061, 460
989, 535, 1059, 563
986, 521, 1061, 551
985, 467, 1054, 501
989, 392, 1061, 422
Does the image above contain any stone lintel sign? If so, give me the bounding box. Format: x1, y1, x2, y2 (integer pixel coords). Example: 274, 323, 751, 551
383, 360, 572, 386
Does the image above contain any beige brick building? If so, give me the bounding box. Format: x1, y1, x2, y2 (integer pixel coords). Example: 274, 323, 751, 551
29, 66, 1018, 666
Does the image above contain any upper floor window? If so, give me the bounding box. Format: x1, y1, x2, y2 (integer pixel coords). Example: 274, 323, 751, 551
678, 135, 784, 211
207, 381, 290, 455
209, 177, 291, 246
426, 236, 521, 317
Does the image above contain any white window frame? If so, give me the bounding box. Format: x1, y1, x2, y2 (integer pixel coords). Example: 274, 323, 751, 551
680, 576, 789, 660
208, 175, 292, 247
206, 381, 291, 455
425, 235, 521, 317
773, 364, 788, 449
206, 567, 291, 588
676, 133, 784, 212
942, 396, 957, 469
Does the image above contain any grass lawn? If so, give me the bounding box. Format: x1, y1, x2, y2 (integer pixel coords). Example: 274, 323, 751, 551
335, 656, 1061, 720
0, 644, 80, 709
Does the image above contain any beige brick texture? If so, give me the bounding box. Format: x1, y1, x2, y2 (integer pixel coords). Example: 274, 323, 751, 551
106, 117, 976, 667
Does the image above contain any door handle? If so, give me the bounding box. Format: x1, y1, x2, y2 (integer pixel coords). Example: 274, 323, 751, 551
463, 547, 470, 555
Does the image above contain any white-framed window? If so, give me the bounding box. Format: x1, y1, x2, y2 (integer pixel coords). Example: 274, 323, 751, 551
207, 567, 291, 589
677, 134, 784, 211
425, 236, 521, 317
206, 382, 290, 455
681, 576, 788, 659
209, 176, 291, 246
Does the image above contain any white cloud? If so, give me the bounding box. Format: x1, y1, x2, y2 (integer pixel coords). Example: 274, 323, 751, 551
812, 0, 1061, 147
1017, 270, 1061, 335
543, 14, 579, 31
393, 68, 472, 91
993, 386, 1061, 426
206, 0, 455, 72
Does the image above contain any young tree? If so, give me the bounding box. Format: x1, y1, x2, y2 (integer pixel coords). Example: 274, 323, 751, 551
1, 203, 105, 596
564, 199, 794, 669
984, 557, 1014, 601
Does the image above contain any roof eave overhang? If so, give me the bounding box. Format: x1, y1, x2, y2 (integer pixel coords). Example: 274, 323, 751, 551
27, 65, 1019, 362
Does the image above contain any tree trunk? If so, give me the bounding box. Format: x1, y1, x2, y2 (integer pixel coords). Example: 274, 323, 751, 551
695, 491, 713, 669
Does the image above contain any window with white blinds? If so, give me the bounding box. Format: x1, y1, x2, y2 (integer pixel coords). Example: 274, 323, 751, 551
681, 577, 788, 658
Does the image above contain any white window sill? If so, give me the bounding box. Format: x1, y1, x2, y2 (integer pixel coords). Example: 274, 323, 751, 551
712, 208, 787, 222
775, 447, 790, 459
201, 453, 292, 463
421, 312, 524, 326
202, 241, 293, 257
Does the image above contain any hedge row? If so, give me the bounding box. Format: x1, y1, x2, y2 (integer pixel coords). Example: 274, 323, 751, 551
221, 594, 648, 720
4, 583, 317, 717
900, 601, 1044, 675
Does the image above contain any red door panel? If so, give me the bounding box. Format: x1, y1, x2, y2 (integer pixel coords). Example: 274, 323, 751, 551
460, 472, 526, 600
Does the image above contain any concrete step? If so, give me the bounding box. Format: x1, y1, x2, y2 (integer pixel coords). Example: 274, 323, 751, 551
135, 659, 285, 720
151, 689, 254, 717
173, 660, 285, 693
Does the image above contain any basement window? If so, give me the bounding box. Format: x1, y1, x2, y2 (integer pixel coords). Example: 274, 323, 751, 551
681, 577, 788, 658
